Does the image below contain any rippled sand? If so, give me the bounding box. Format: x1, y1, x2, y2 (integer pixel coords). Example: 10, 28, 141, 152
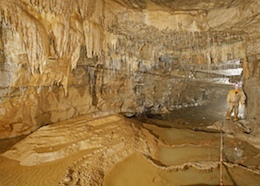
0, 113, 259, 186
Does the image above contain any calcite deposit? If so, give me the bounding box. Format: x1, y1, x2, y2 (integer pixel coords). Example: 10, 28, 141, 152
0, 0, 260, 185
1, 0, 260, 138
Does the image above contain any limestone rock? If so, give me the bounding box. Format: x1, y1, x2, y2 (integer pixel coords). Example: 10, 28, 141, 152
0, 0, 260, 138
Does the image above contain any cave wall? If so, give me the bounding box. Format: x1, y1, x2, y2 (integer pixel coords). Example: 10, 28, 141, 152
244, 36, 260, 119
0, 0, 258, 138
240, 1, 260, 119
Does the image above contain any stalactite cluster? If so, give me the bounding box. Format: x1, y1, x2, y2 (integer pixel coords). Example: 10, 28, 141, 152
0, 0, 106, 89
0, 0, 257, 138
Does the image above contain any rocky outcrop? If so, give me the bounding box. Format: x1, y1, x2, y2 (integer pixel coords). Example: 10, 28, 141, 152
0, 0, 260, 138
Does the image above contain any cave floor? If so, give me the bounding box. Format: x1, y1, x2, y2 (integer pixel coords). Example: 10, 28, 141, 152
0, 104, 259, 186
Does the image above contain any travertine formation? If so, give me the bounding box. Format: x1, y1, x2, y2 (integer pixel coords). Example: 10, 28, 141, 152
0, 0, 260, 139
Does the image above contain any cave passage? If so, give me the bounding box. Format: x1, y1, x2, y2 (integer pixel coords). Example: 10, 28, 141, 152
1, 0, 260, 185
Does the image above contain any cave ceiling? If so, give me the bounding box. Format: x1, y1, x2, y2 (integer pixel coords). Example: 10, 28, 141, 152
0, 0, 260, 139
119, 0, 240, 10
110, 0, 260, 33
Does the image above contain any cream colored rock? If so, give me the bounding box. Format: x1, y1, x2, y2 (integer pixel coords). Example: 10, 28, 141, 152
0, 0, 260, 139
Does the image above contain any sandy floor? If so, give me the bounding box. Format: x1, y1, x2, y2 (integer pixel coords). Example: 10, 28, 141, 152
0, 149, 94, 186
103, 152, 221, 186
0, 111, 259, 186
0, 113, 157, 186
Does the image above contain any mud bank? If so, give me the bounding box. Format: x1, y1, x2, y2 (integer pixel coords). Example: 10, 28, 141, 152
0, 113, 259, 186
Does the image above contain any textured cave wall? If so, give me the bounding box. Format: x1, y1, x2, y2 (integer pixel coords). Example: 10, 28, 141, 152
0, 0, 100, 138
240, 1, 260, 119
244, 35, 260, 119
0, 0, 259, 138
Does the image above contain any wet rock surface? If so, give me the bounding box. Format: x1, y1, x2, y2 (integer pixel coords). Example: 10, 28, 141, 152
0, 0, 260, 184
1, 0, 259, 139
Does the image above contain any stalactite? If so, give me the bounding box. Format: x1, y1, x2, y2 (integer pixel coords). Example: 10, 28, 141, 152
0, 1, 249, 104
0, 0, 108, 94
